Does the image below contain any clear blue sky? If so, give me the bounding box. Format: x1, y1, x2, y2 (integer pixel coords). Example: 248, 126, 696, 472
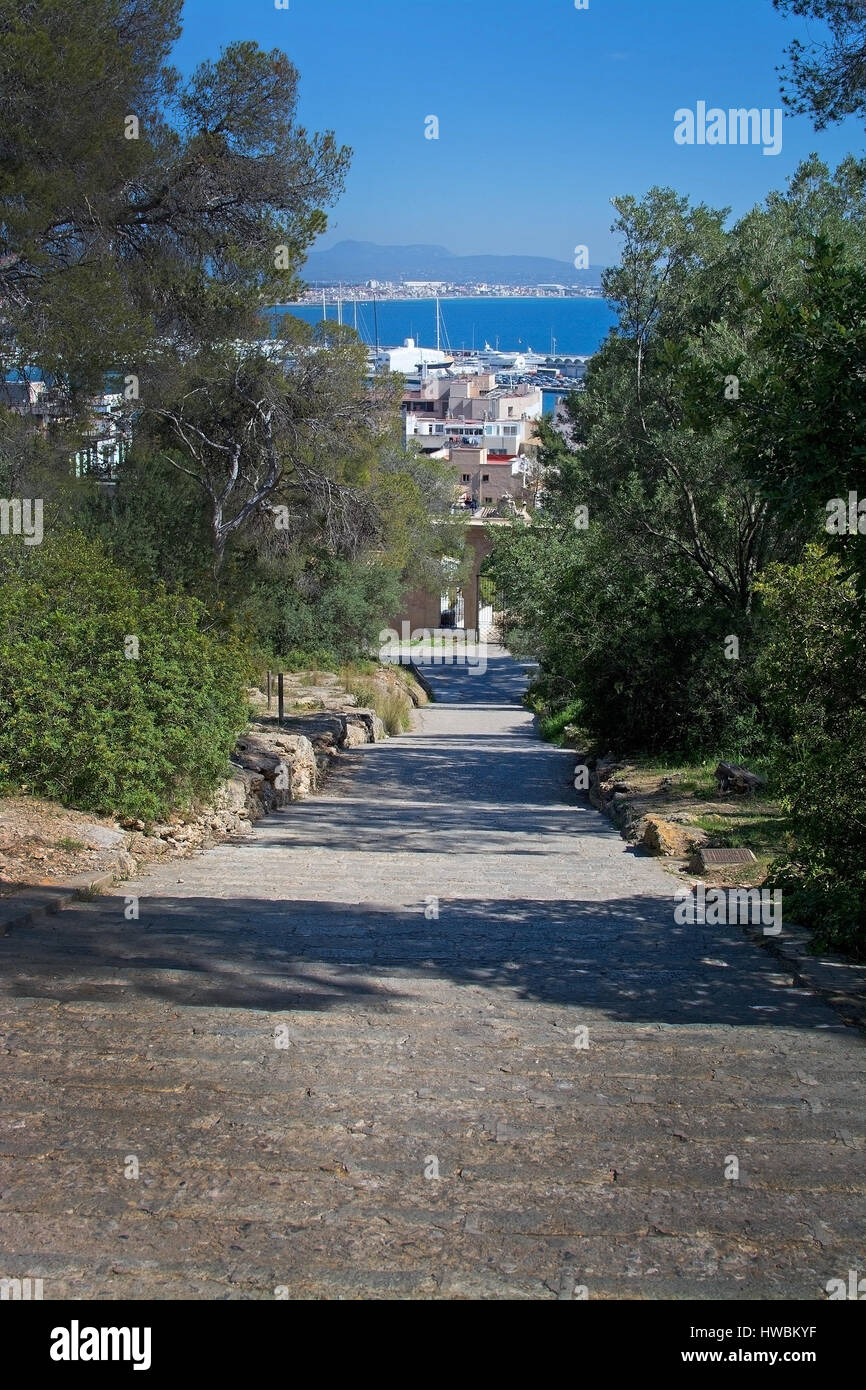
174, 0, 863, 264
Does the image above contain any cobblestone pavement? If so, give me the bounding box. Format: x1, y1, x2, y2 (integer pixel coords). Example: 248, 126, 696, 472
1, 649, 863, 1299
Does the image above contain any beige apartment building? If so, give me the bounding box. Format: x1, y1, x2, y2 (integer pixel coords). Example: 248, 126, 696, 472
402, 370, 542, 508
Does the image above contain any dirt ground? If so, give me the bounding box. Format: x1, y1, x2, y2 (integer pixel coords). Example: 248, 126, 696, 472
0, 797, 129, 897
591, 756, 785, 889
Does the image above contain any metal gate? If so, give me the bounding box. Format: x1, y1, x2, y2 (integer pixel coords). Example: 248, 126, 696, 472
477, 575, 504, 639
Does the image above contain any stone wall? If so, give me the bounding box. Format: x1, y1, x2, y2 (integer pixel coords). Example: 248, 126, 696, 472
122, 707, 387, 864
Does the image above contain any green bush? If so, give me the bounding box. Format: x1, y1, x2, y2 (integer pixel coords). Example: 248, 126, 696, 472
756, 548, 866, 956
489, 525, 769, 759
0, 532, 251, 821
241, 554, 404, 667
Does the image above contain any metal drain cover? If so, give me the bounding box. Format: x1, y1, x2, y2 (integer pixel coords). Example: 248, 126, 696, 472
699, 847, 757, 868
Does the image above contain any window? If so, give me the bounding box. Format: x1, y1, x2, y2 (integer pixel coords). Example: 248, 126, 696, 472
484, 496, 493, 504
482, 473, 489, 482
462, 474, 471, 482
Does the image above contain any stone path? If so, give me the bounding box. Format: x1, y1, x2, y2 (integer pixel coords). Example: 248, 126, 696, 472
1, 648, 863, 1299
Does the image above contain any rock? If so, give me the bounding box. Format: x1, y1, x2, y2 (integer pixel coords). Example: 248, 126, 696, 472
141, 828, 168, 850
343, 710, 386, 745
640, 816, 694, 858
281, 713, 347, 746
233, 730, 317, 806
214, 774, 248, 815
340, 719, 368, 748
80, 823, 126, 850
270, 734, 317, 800
715, 762, 766, 795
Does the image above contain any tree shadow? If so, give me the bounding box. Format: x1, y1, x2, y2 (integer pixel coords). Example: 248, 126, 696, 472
0, 890, 851, 1034
0, 647, 855, 1037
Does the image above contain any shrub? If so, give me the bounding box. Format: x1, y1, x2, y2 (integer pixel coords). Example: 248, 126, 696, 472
756, 548, 866, 956
0, 532, 251, 820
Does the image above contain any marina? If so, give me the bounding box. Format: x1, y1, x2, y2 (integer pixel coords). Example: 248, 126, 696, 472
272, 293, 616, 367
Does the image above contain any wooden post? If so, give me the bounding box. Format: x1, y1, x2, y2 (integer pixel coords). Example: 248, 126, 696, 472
266, 670, 272, 709
277, 672, 284, 726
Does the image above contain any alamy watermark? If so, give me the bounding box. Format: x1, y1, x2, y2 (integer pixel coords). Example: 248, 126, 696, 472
50, 1323, 152, 1370
0, 1276, 43, 1299
826, 491, 866, 535
379, 623, 488, 674
674, 103, 783, 156
674, 885, 782, 935
825, 1269, 866, 1300
0, 498, 43, 544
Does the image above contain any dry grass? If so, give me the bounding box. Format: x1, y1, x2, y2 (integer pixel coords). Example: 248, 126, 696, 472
343, 675, 413, 736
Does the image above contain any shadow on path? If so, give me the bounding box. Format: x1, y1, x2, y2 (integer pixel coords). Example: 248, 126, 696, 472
0, 892, 849, 1033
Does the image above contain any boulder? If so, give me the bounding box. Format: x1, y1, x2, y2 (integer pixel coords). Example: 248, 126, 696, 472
344, 709, 386, 744
715, 762, 766, 795
80, 823, 126, 850
640, 816, 693, 858
213, 772, 248, 815
340, 719, 368, 748
233, 731, 317, 805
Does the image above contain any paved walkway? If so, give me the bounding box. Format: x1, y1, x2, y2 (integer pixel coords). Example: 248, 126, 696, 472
1, 649, 863, 1299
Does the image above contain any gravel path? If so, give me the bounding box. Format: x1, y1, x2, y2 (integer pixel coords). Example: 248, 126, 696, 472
1, 647, 863, 1299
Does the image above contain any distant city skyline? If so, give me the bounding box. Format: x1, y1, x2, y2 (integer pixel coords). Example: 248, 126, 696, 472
175, 0, 864, 265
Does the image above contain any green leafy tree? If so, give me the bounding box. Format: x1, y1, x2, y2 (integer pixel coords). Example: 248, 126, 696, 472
738, 237, 866, 579
773, 0, 866, 127
756, 547, 866, 954
0, 1, 349, 389
489, 162, 866, 757
149, 324, 381, 572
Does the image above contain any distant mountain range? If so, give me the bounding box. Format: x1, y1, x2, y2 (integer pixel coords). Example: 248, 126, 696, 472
301, 240, 603, 288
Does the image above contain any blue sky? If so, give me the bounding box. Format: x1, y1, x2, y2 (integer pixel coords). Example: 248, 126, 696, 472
174, 0, 864, 264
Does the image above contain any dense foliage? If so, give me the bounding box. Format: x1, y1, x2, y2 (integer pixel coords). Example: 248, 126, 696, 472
488, 158, 866, 952
0, 534, 251, 820
0, 0, 465, 821
756, 550, 866, 955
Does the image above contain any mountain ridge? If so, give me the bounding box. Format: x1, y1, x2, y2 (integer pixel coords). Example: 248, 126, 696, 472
302, 240, 603, 287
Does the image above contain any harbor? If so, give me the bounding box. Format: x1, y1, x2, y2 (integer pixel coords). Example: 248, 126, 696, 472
272, 292, 616, 384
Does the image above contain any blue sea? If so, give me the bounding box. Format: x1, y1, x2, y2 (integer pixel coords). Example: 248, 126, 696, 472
272, 296, 617, 358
